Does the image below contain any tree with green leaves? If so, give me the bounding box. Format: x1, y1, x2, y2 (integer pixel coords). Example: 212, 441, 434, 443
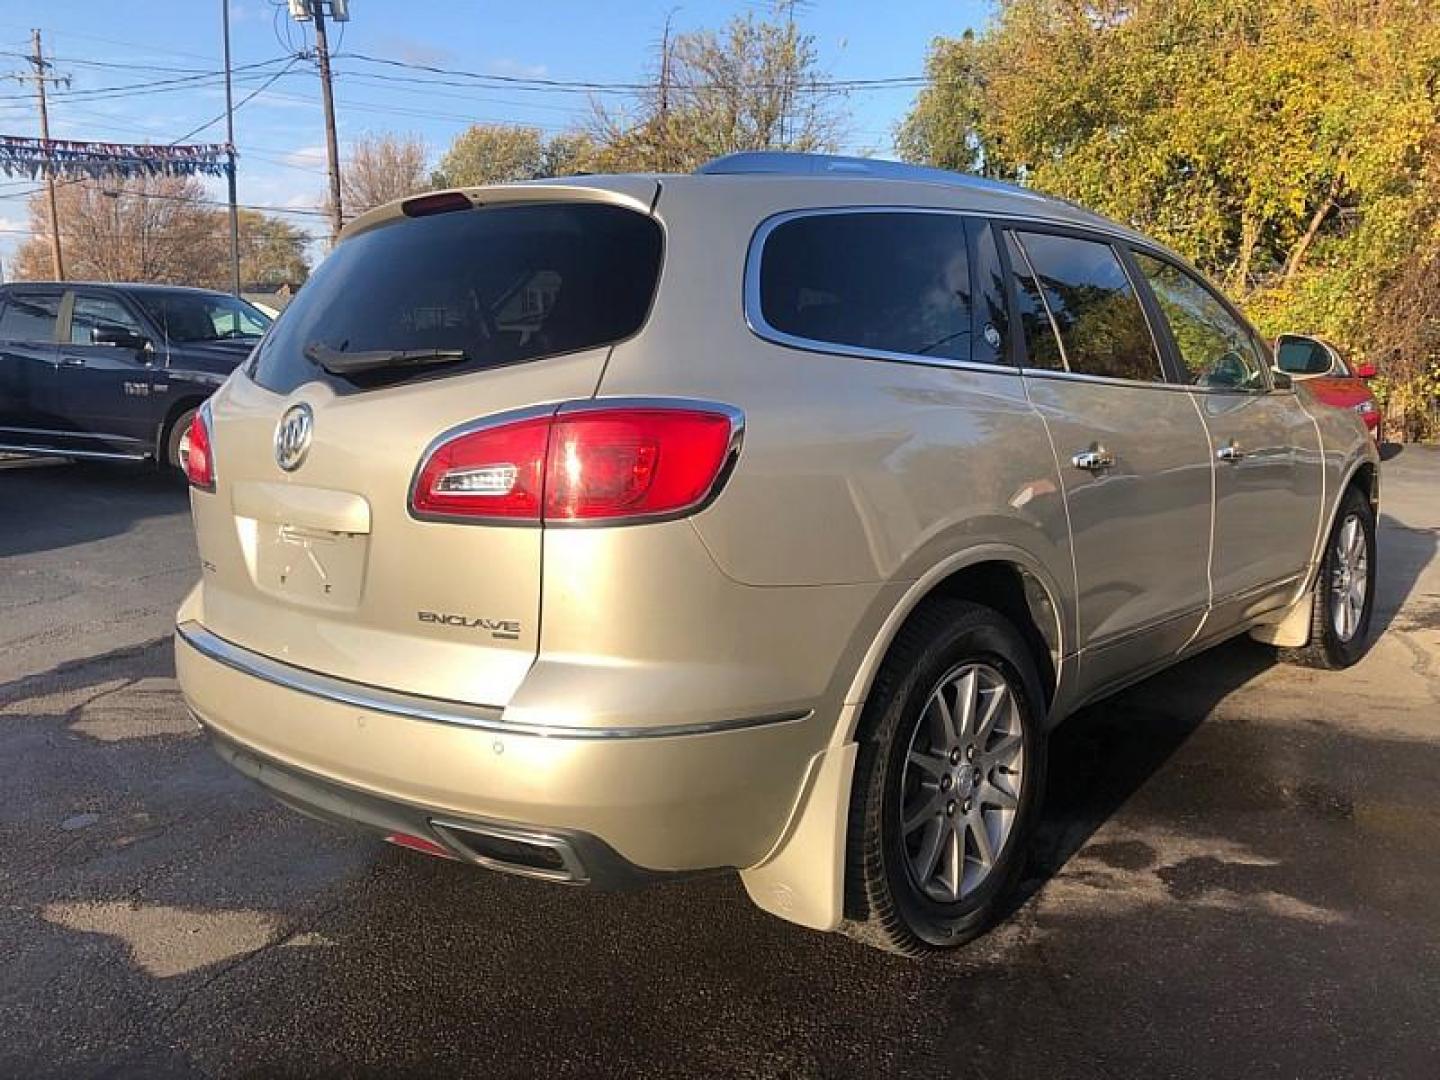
900, 0, 1440, 439
431, 125, 595, 188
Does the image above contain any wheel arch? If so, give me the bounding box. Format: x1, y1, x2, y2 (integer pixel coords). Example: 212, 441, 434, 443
741, 544, 1070, 934
838, 545, 1069, 743
154, 395, 207, 463
1309, 455, 1380, 589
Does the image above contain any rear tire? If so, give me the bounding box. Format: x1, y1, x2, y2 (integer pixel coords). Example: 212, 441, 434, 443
165, 407, 198, 474
843, 598, 1047, 956
1280, 486, 1376, 669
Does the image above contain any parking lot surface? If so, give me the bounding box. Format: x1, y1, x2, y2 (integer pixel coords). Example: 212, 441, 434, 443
2, 448, 1438, 1078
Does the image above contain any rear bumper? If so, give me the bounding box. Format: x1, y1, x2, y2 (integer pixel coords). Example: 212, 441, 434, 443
176, 622, 824, 874
206, 725, 664, 888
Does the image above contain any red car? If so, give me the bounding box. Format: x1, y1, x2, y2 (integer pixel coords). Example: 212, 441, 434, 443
1276, 334, 1381, 439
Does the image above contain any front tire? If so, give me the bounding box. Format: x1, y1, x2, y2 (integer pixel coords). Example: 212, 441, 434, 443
844, 599, 1047, 956
1281, 486, 1377, 669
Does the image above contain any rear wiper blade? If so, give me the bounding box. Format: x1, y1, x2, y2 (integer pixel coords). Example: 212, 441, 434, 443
303, 341, 467, 375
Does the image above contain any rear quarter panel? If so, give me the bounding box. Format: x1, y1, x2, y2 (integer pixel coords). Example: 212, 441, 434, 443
588, 177, 1075, 724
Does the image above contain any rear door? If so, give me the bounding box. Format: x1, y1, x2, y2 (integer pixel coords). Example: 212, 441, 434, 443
1129, 251, 1323, 631
190, 186, 663, 708
1002, 227, 1214, 699
56, 288, 160, 457
0, 288, 64, 450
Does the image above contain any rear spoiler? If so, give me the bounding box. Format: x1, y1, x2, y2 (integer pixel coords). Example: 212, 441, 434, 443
339, 176, 662, 244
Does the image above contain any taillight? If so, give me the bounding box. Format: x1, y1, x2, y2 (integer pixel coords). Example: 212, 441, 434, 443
410, 404, 741, 525
184, 405, 216, 491
411, 415, 549, 520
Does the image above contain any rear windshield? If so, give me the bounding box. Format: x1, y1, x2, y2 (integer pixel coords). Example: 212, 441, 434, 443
249, 201, 663, 394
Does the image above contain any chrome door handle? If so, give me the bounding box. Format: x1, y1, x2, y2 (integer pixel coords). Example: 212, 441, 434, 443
1071, 446, 1115, 472
59, 355, 86, 368
1216, 441, 1246, 463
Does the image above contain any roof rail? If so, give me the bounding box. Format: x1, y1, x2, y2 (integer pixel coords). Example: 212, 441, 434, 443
695, 151, 1045, 201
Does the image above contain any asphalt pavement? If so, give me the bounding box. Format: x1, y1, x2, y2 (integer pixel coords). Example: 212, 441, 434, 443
1, 448, 1437, 1078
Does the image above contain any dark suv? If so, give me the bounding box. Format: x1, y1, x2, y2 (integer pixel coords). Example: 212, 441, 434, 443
0, 282, 271, 470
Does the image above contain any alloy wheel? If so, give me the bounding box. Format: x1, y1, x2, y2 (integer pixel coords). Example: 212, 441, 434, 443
899, 662, 1025, 903
1329, 512, 1369, 643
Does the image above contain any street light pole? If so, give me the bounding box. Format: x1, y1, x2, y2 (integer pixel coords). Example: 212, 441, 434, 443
221, 0, 241, 296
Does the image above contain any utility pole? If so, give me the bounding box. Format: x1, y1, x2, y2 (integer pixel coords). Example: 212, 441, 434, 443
16, 30, 69, 280
311, 2, 344, 245
657, 10, 674, 171
288, 0, 345, 244
221, 0, 241, 296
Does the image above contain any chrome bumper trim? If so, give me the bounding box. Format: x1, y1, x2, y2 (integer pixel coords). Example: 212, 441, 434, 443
177, 621, 811, 739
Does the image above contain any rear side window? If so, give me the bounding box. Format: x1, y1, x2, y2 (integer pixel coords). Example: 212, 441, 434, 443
1003, 233, 1064, 371
0, 291, 63, 343
757, 211, 978, 363
1009, 231, 1162, 382
251, 202, 663, 394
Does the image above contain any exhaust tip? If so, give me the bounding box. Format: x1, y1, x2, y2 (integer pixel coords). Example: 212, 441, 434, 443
429, 820, 588, 884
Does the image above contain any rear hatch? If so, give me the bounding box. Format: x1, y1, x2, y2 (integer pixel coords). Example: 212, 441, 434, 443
190, 183, 662, 707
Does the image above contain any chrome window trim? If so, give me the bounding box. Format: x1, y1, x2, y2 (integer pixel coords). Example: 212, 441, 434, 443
178, 621, 809, 739
742, 205, 1023, 378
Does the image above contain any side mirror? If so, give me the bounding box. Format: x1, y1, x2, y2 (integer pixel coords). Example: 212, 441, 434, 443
1271, 370, 1293, 391
1352, 360, 1378, 379
91, 325, 151, 352
1274, 333, 1337, 378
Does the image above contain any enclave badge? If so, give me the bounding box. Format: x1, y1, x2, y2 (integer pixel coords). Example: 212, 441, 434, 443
274, 403, 313, 472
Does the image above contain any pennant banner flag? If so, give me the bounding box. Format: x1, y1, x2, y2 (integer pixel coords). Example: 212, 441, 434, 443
0, 136, 233, 180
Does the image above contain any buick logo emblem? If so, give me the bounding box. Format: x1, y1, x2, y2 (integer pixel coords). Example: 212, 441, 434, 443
274, 403, 313, 472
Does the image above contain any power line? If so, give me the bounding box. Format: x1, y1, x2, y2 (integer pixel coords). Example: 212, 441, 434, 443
334, 49, 931, 95
0, 55, 298, 104
0, 20, 221, 63
171, 55, 301, 144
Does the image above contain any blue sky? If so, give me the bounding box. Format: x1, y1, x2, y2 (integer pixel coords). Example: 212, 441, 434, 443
0, 0, 991, 270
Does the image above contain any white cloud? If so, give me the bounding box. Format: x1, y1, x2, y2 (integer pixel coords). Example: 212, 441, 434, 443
489, 57, 550, 79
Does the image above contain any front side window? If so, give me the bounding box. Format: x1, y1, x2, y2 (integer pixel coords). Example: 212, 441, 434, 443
71, 295, 143, 345
758, 211, 978, 363
0, 291, 63, 343
1010, 231, 1162, 382
1133, 253, 1267, 390
136, 291, 271, 344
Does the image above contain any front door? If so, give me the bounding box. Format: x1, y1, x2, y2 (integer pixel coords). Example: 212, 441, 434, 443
1001, 227, 1214, 700
1128, 252, 1323, 633
55, 290, 158, 458
0, 288, 64, 449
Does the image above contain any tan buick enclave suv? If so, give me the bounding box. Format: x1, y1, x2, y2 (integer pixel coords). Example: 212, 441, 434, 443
176, 153, 1379, 954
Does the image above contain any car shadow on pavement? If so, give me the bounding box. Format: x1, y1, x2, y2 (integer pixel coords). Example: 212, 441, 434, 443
1373, 512, 1437, 636
1010, 504, 1435, 922
1015, 636, 1273, 918
0, 457, 188, 559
